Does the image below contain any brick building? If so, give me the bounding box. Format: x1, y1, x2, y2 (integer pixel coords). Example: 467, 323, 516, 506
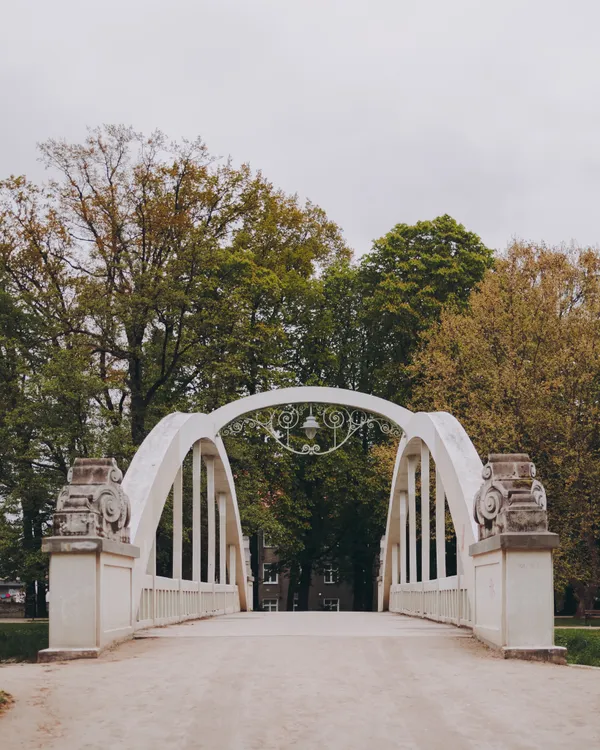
257, 533, 355, 612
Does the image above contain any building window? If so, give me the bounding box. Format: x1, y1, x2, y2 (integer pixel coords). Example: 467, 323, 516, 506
323, 598, 340, 611
262, 532, 274, 548
323, 564, 337, 584
262, 599, 278, 612
263, 563, 278, 584
293, 593, 299, 611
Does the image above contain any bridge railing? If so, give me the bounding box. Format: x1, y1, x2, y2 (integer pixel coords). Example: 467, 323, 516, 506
389, 575, 472, 627
137, 574, 239, 629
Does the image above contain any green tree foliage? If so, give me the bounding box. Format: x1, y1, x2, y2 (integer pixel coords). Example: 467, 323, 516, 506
0, 125, 497, 614
412, 243, 600, 614
0, 126, 348, 610
358, 214, 493, 402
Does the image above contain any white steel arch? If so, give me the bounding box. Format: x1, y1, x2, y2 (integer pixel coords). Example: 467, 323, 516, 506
209, 386, 414, 434
123, 387, 482, 625
379, 411, 482, 613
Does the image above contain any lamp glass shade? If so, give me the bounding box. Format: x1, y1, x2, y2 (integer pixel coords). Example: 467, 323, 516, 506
301, 414, 320, 440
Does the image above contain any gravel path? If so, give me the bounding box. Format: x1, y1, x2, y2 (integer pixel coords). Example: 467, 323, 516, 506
1, 612, 599, 749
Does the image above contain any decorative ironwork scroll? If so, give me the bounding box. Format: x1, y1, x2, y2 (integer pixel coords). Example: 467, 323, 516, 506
219, 404, 402, 456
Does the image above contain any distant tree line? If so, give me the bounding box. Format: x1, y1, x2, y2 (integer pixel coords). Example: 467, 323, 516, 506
0, 125, 596, 615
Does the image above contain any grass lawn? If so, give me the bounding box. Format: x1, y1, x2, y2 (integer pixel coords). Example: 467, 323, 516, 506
555, 629, 600, 667
0, 622, 48, 662
554, 617, 595, 628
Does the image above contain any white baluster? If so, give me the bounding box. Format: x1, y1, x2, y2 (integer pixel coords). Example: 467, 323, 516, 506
228, 544, 236, 587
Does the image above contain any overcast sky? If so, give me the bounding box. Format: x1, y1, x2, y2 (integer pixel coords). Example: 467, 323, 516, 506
1, 0, 599, 256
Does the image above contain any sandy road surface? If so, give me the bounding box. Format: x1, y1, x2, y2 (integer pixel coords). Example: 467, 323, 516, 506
1, 612, 599, 749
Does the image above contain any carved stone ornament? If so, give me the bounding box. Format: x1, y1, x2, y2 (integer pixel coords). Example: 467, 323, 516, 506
53, 458, 131, 543
473, 453, 548, 540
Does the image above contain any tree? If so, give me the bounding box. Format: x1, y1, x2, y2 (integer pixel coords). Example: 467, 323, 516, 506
412, 243, 600, 614
0, 125, 350, 605
358, 214, 493, 404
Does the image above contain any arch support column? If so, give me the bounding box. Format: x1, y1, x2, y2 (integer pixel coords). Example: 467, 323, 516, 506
408, 457, 418, 583
205, 456, 216, 584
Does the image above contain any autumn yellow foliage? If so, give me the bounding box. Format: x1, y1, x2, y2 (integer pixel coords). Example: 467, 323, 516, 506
412, 243, 600, 612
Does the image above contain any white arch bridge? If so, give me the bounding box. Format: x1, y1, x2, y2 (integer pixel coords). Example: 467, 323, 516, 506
41, 387, 562, 663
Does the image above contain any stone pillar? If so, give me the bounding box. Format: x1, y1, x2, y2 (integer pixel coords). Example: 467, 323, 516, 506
205, 456, 216, 584
218, 492, 227, 585
469, 454, 565, 663
421, 444, 430, 582
435, 468, 446, 579
39, 459, 140, 662
408, 457, 418, 583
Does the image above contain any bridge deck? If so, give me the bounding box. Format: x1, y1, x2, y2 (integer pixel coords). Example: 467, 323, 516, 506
2, 612, 599, 749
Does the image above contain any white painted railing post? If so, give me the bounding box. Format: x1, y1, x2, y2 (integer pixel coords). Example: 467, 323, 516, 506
391, 542, 399, 585
408, 456, 418, 583
399, 491, 407, 584
435, 467, 446, 579
218, 492, 227, 585
205, 456, 216, 585
192, 441, 202, 584
173, 466, 183, 581
421, 443, 430, 582
173, 465, 183, 618
149, 537, 157, 625
228, 544, 236, 586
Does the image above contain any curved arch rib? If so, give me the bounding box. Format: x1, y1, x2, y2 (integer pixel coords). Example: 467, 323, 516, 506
380, 411, 482, 613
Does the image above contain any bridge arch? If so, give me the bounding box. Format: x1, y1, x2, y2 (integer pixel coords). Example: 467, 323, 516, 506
380, 411, 482, 619
122, 386, 481, 627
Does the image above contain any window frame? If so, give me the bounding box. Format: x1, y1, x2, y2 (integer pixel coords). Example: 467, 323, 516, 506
262, 598, 278, 612
323, 598, 340, 612
323, 564, 337, 585
262, 563, 279, 585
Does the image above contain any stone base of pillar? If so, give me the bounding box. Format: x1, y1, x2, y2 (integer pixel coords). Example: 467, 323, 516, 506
501, 646, 567, 664
41, 536, 140, 660
469, 532, 560, 656
38, 647, 101, 663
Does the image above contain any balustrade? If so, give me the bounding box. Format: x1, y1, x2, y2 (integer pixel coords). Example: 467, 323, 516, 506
387, 437, 471, 627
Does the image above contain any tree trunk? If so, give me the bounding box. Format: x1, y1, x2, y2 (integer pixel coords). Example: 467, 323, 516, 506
128, 352, 146, 446
363, 553, 375, 611
36, 579, 47, 619
352, 561, 365, 611
25, 581, 37, 619
298, 561, 312, 610
286, 564, 299, 612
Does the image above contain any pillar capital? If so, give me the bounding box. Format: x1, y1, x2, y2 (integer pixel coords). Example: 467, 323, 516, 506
54, 458, 131, 543
473, 453, 547, 540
